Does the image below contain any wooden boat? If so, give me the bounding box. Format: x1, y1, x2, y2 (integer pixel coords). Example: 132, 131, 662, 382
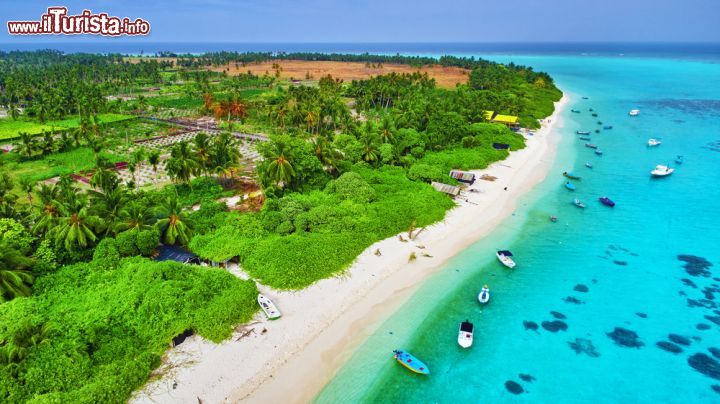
579, 136, 592, 141
629, 109, 640, 116
458, 320, 474, 348
393, 350, 430, 374
585, 143, 598, 149
650, 165, 674, 177
599, 197, 616, 207
571, 109, 581, 113
565, 181, 576, 191
496, 250, 516, 269
604, 125, 613, 130
573, 198, 586, 208
563, 172, 581, 180
576, 130, 591, 135
592, 113, 598, 117
595, 149, 604, 155
257, 294, 282, 319
478, 285, 490, 304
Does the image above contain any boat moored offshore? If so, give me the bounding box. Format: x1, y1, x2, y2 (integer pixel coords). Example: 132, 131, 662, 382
629, 109, 640, 116
599, 197, 616, 207
458, 320, 474, 348
563, 172, 581, 180
393, 350, 430, 374
650, 165, 674, 177
647, 138, 662, 147
478, 285, 490, 304
565, 181, 576, 191
496, 250, 516, 269
573, 198, 586, 208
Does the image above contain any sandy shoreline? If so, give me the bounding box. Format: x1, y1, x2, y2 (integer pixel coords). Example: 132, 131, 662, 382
132, 94, 568, 404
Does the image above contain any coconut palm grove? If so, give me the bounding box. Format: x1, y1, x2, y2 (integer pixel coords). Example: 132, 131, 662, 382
0, 49, 560, 401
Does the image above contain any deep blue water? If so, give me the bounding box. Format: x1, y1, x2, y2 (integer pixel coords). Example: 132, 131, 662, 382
316, 54, 720, 402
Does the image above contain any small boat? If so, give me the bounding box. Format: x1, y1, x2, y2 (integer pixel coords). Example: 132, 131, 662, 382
478, 285, 490, 304
550, 215, 558, 222
458, 320, 474, 348
585, 143, 598, 149
599, 197, 616, 207
592, 113, 598, 117
393, 350, 430, 374
579, 136, 592, 141
571, 109, 581, 113
563, 172, 581, 180
675, 155, 684, 164
573, 198, 586, 208
647, 138, 661, 147
576, 130, 591, 135
650, 165, 674, 177
595, 129, 600, 134
585, 162, 593, 168
597, 121, 603, 125
603, 125, 613, 130
565, 181, 576, 191
595, 149, 604, 156
589, 108, 594, 111
496, 250, 516, 269
258, 294, 282, 319
582, 96, 589, 100
629, 109, 640, 116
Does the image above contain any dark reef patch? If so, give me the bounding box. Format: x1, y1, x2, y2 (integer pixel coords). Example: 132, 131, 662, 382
613, 260, 628, 266
681, 278, 698, 288
568, 338, 600, 357
705, 315, 720, 326
688, 353, 720, 380
704, 140, 720, 153
657, 341, 683, 354
563, 296, 584, 305
523, 321, 539, 331
636, 312, 648, 319
519, 374, 536, 383
574, 284, 589, 293
688, 299, 717, 309
697, 323, 711, 330
712, 385, 720, 394
542, 320, 568, 332
505, 380, 524, 395
668, 334, 691, 346
550, 311, 567, 320
607, 327, 644, 348
678, 255, 713, 277
710, 347, 720, 360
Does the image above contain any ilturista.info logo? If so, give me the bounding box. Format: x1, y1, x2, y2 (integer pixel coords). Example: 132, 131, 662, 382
7, 7, 150, 36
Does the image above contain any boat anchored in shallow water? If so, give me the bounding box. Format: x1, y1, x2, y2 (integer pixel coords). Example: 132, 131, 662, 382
563, 172, 581, 180
571, 109, 581, 113
496, 250, 516, 269
651, 165, 674, 177
599, 197, 616, 207
257, 294, 282, 319
585, 143, 598, 149
585, 162, 593, 168
629, 109, 640, 116
573, 198, 586, 208
458, 320, 474, 348
675, 155, 684, 164
478, 285, 490, 304
576, 130, 591, 135
393, 350, 430, 374
595, 149, 604, 156
604, 125, 613, 130
647, 138, 662, 147
565, 181, 576, 191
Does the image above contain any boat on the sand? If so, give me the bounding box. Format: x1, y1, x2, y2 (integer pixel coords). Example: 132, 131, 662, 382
258, 294, 282, 319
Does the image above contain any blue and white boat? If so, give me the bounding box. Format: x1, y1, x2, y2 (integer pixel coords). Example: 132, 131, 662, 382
565, 182, 576, 191
478, 285, 490, 304
393, 350, 430, 374
573, 198, 586, 208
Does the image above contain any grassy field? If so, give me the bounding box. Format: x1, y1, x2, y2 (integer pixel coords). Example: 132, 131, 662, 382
0, 114, 136, 141
1, 147, 128, 184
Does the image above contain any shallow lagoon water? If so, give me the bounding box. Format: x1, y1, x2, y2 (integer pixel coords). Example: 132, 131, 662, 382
317, 54, 720, 402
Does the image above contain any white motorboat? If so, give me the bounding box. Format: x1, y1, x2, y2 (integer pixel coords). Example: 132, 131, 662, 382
478, 285, 490, 304
458, 320, 474, 348
573, 198, 586, 208
647, 138, 662, 147
650, 165, 674, 177
629, 109, 640, 116
258, 294, 281, 319
496, 250, 516, 269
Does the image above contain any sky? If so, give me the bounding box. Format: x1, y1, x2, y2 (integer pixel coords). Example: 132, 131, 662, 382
1, 0, 719, 43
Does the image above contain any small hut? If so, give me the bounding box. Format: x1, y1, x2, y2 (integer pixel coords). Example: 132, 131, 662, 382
449, 170, 476, 184
154, 245, 200, 264
431, 182, 461, 196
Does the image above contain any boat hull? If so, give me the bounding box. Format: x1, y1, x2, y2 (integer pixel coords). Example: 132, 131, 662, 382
393, 350, 430, 374
258, 294, 282, 319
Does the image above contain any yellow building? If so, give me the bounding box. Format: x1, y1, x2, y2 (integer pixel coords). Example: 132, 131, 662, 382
484, 110, 519, 127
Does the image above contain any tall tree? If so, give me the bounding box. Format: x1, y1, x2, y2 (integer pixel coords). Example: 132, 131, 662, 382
155, 196, 192, 246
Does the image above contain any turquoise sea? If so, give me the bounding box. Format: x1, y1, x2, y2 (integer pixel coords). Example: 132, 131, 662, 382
316, 54, 720, 402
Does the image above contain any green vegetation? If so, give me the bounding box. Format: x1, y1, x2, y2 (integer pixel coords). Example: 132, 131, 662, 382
0, 50, 561, 401
0, 258, 258, 403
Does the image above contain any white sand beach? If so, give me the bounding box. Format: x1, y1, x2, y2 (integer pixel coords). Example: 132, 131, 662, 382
132, 95, 568, 404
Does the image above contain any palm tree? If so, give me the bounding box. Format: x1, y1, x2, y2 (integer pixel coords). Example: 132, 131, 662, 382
361, 135, 380, 164
55, 196, 99, 251
129, 148, 146, 184
0, 240, 34, 302
15, 132, 36, 159
147, 150, 161, 172
32, 184, 61, 236
265, 143, 296, 187
116, 201, 155, 232
89, 187, 127, 235
193, 132, 211, 174
165, 141, 200, 187
209, 132, 241, 173
378, 116, 396, 144
311, 137, 340, 173
40, 130, 55, 156
155, 196, 192, 246
18, 177, 34, 205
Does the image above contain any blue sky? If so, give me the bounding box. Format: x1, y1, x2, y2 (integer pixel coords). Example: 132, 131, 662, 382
1, 0, 719, 43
